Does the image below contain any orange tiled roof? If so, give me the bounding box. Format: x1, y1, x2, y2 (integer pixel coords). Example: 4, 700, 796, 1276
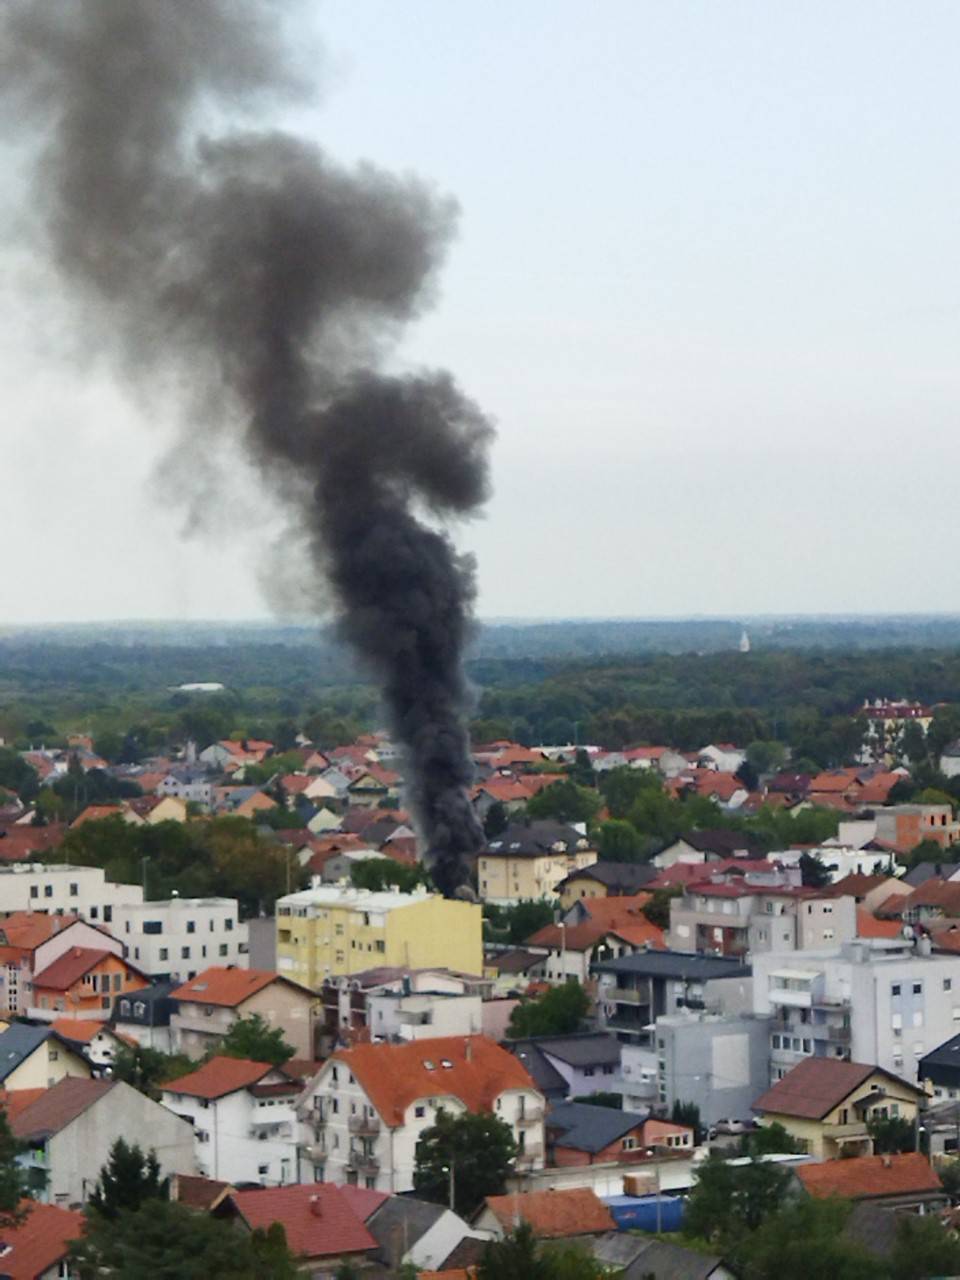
482, 1187, 615, 1238
49, 1018, 120, 1044
0, 912, 81, 952
162, 1056, 275, 1100
856, 909, 903, 939
170, 966, 290, 1007
32, 947, 124, 992
0, 1089, 47, 1120
0, 1200, 85, 1279
230, 1182, 379, 1260
334, 1035, 538, 1127
577, 894, 652, 926
796, 1152, 941, 1200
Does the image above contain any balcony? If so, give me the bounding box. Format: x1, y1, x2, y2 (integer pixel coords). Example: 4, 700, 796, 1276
516, 1106, 544, 1125
348, 1114, 381, 1136
610, 987, 650, 1005
346, 1149, 380, 1174
304, 1143, 326, 1164
831, 1121, 869, 1140
514, 1143, 544, 1168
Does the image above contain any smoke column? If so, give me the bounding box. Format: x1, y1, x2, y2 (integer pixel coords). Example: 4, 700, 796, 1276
1, 1, 493, 896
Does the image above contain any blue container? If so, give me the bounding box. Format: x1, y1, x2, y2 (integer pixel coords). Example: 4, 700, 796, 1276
603, 1194, 685, 1233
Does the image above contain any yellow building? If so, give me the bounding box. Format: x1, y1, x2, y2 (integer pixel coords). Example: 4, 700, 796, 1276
0, 1025, 92, 1092
752, 1057, 923, 1160
480, 822, 598, 905
275, 885, 482, 987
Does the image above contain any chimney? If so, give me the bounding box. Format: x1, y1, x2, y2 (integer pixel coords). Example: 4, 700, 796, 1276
465, 1038, 472, 1062
309, 1194, 323, 1218
882, 1155, 892, 1168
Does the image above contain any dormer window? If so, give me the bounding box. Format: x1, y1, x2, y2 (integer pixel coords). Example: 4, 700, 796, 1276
423, 1060, 435, 1070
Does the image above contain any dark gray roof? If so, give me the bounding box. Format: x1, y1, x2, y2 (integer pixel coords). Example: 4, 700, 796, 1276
678, 828, 762, 856
366, 1196, 447, 1265
0, 1025, 77, 1083
547, 1102, 646, 1153
919, 1031, 960, 1076
904, 862, 960, 888
504, 1042, 568, 1098
621, 1239, 727, 1280
557, 862, 658, 892
592, 949, 750, 981
592, 1232, 650, 1268
841, 1202, 902, 1260
487, 949, 545, 975
536, 1033, 621, 1069
485, 821, 591, 857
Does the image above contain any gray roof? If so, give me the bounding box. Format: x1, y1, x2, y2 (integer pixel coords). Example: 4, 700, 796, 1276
592, 1232, 650, 1267
485, 821, 591, 857
904, 862, 960, 888
591, 948, 750, 981
487, 948, 545, 975
547, 1102, 647, 1154
504, 1042, 568, 1098
536, 1033, 621, 1069
841, 1202, 902, 1260
621, 1239, 727, 1280
0, 1025, 77, 1083
557, 862, 658, 891
367, 1197, 447, 1265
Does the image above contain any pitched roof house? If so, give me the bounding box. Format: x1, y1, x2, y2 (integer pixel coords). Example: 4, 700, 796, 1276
169, 966, 316, 1059
0, 1199, 86, 1279
795, 1152, 946, 1211
300, 1034, 545, 1191
474, 1186, 615, 1240
224, 1182, 380, 1270
31, 947, 148, 1018
0, 1024, 91, 1092
547, 1102, 693, 1165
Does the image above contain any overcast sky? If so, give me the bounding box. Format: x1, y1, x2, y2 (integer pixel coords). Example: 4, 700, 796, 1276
4, 1, 960, 623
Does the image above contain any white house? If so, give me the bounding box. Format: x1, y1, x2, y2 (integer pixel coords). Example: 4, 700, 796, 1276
113, 896, 248, 983
0, 863, 143, 924
161, 1055, 302, 1187
698, 744, 747, 774
299, 1034, 545, 1193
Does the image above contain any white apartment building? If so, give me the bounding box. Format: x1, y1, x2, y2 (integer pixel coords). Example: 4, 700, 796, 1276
752, 937, 960, 1085
113, 897, 247, 983
0, 863, 143, 924
161, 1056, 301, 1186
300, 1035, 545, 1193
366, 988, 484, 1042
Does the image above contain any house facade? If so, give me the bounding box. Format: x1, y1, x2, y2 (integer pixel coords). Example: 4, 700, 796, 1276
113, 896, 248, 983
170, 966, 316, 1059
478, 822, 598, 905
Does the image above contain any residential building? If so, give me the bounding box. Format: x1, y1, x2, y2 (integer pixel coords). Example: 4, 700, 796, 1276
474, 1186, 615, 1240
752, 1057, 923, 1159
0, 914, 118, 1016
0, 1199, 85, 1280
30, 947, 149, 1018
524, 913, 664, 985
666, 881, 856, 957
0, 1024, 91, 1091
366, 985, 484, 1043
0, 863, 143, 923
874, 804, 960, 854
300, 1034, 545, 1192
653, 1012, 770, 1128
161, 1056, 302, 1186
49, 1018, 132, 1071
697, 744, 747, 774
12, 1077, 195, 1206
546, 1103, 693, 1166
833, 873, 911, 914
505, 1034, 622, 1102
478, 822, 598, 905
918, 1031, 960, 1101
557, 862, 658, 908
752, 937, 960, 1084
939, 739, 960, 779
653, 829, 763, 870
169, 966, 316, 1059
795, 1152, 946, 1212
224, 1182, 382, 1273
111, 980, 177, 1052
484, 948, 547, 996
366, 1195, 489, 1274
275, 884, 482, 986
592, 950, 752, 1047
594, 1236, 736, 1280
113, 896, 248, 983
156, 768, 214, 807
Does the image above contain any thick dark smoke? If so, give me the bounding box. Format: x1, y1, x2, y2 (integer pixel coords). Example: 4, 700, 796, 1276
1, 1, 493, 896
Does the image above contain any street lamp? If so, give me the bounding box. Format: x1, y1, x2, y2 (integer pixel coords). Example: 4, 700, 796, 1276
440, 1160, 455, 1211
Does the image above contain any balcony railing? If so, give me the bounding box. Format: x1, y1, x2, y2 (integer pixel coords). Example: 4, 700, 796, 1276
348, 1114, 381, 1136
610, 988, 648, 1004
516, 1106, 544, 1125
304, 1143, 326, 1164
346, 1150, 380, 1173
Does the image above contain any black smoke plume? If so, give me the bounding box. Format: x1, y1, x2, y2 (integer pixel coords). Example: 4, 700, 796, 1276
1, 1, 493, 896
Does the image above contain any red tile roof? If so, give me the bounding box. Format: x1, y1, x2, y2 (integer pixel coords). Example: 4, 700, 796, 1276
0, 913, 81, 953
173, 1173, 233, 1211
856, 910, 903, 939
32, 947, 119, 992
0, 1089, 46, 1120
482, 1187, 615, 1238
0, 1200, 85, 1279
0, 825, 67, 862
49, 1018, 122, 1045
170, 966, 296, 1007
161, 1056, 276, 1101
10, 1078, 114, 1140
334, 1035, 538, 1127
753, 1058, 919, 1121
229, 1182, 379, 1260
796, 1152, 942, 1201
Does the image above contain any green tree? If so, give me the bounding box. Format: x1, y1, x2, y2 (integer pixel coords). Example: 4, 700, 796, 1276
507, 981, 589, 1038
350, 857, 428, 894
88, 1138, 167, 1219
684, 1154, 792, 1247
739, 1121, 804, 1156
671, 1100, 704, 1143
413, 1108, 517, 1216
112, 1045, 196, 1101
0, 748, 39, 801
736, 1196, 876, 1280
890, 1210, 960, 1280
483, 900, 554, 945
746, 740, 787, 774
867, 1114, 916, 1154
484, 801, 509, 838
799, 851, 832, 888
526, 780, 600, 825
477, 1224, 607, 1280
71, 1199, 300, 1279
597, 819, 644, 861
571, 1091, 622, 1109
902, 837, 944, 871
900, 721, 929, 766
643, 886, 681, 930
0, 1105, 33, 1227
217, 1014, 294, 1066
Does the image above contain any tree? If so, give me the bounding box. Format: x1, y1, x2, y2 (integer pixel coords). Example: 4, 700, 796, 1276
597, 819, 644, 862
507, 981, 589, 1039
88, 1138, 167, 1219
643, 886, 681, 930
413, 1108, 517, 1216
684, 1154, 792, 1247
799, 851, 832, 889
218, 1014, 294, 1066
736, 1196, 877, 1280
477, 1222, 607, 1280
867, 1114, 916, 1154
739, 1121, 804, 1156
903, 838, 944, 871
671, 1100, 704, 1144
112, 1045, 196, 1101
890, 1210, 960, 1280
71, 1199, 300, 1279
599, 766, 660, 820
735, 759, 760, 792
0, 1106, 32, 1227
350, 857, 427, 893
746, 740, 787, 775
0, 748, 39, 801
483, 900, 554, 945
484, 801, 508, 838
900, 721, 929, 767
572, 1091, 622, 1109
526, 780, 600, 825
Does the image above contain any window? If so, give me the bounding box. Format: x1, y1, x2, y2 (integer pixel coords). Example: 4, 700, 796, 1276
119, 999, 131, 1016
90, 906, 98, 919
104, 906, 112, 923
44, 885, 53, 898
415, 1106, 426, 1118
802, 1039, 812, 1054
134, 1002, 145, 1016
113, 973, 122, 992
69, 883, 78, 897
622, 1137, 637, 1150
101, 997, 110, 1010
159, 948, 168, 961
143, 922, 162, 935
225, 919, 234, 932
219, 944, 228, 957
913, 983, 923, 996
892, 984, 901, 997
187, 921, 196, 934
823, 929, 834, 941
181, 947, 191, 959
209, 919, 215, 932
258, 1165, 269, 1177
29, 887, 37, 899
772, 1034, 781, 1049
946, 979, 953, 992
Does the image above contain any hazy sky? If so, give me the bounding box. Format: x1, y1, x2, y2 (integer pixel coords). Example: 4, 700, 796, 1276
4, 1, 960, 623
